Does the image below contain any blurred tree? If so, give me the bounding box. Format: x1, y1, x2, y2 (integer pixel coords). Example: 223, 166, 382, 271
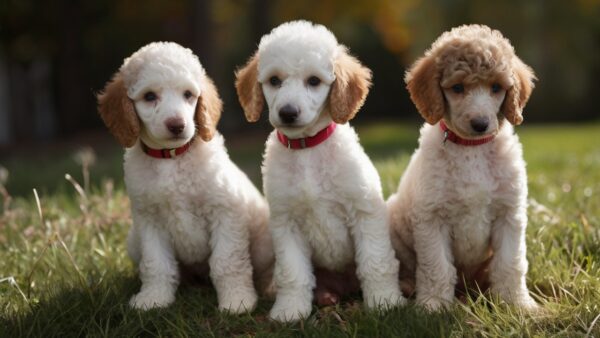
0, 0, 599, 148
56, 0, 87, 135
191, 0, 215, 75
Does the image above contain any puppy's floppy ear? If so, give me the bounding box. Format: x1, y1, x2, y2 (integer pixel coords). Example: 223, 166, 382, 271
502, 57, 536, 125
329, 49, 372, 124
235, 53, 264, 122
97, 73, 139, 147
196, 75, 223, 142
405, 54, 445, 124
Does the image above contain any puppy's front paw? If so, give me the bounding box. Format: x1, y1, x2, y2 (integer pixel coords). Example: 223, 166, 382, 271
269, 295, 312, 322
417, 296, 452, 312
364, 287, 406, 311
510, 293, 541, 313
494, 287, 541, 313
218, 287, 258, 314
519, 299, 541, 313
129, 288, 175, 310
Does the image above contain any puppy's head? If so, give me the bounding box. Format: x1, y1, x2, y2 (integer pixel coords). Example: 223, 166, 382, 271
405, 24, 536, 139
235, 20, 371, 138
98, 42, 222, 148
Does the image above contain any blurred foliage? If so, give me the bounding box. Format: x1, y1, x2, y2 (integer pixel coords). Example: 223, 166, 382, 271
0, 0, 599, 145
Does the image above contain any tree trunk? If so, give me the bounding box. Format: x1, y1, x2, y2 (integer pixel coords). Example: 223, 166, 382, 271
252, 0, 271, 43
55, 0, 86, 136
191, 0, 215, 76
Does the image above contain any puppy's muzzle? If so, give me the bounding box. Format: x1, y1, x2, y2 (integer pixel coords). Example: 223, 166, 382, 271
470, 116, 489, 133
165, 117, 186, 135
279, 104, 300, 124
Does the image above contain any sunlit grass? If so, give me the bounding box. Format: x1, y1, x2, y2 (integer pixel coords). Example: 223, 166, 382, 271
1, 122, 599, 336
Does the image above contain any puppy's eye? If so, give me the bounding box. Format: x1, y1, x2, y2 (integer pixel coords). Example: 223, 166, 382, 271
307, 76, 321, 87
491, 83, 502, 93
451, 84, 464, 94
269, 76, 282, 87
184, 90, 193, 99
144, 91, 157, 102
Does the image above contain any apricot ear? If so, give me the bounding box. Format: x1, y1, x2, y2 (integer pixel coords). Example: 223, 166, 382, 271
502, 57, 536, 125
195, 76, 223, 141
329, 50, 372, 123
235, 53, 264, 122
97, 73, 139, 147
405, 54, 445, 124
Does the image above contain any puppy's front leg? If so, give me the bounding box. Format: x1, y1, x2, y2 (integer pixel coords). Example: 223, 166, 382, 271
209, 214, 258, 314
269, 218, 315, 322
129, 212, 179, 310
414, 219, 456, 311
353, 206, 405, 310
490, 208, 538, 311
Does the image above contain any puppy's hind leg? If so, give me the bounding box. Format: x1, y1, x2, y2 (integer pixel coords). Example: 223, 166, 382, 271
314, 265, 360, 306
248, 214, 276, 298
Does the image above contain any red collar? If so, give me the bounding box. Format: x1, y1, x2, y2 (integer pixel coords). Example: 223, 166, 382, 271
141, 140, 192, 159
440, 120, 495, 146
277, 122, 337, 149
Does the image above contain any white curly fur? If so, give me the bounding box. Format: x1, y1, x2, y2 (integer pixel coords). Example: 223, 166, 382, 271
99, 42, 273, 313
236, 21, 404, 322
388, 25, 538, 312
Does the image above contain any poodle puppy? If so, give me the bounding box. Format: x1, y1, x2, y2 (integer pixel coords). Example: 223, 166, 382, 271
97, 42, 273, 312
236, 20, 404, 322
387, 24, 538, 311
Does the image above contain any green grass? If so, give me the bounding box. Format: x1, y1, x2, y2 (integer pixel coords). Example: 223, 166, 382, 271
1, 122, 599, 337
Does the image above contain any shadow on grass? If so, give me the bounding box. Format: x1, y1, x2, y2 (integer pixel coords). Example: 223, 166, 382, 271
2, 272, 465, 337
2, 274, 249, 337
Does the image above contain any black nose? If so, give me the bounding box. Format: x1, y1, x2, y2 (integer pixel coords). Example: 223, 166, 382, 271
470, 117, 489, 133
166, 118, 185, 135
279, 104, 299, 124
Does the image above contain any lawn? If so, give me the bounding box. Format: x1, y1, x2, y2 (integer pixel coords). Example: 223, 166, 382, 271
1, 122, 599, 337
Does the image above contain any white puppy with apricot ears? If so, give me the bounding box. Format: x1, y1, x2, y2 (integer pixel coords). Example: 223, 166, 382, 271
98, 42, 274, 313
236, 21, 405, 322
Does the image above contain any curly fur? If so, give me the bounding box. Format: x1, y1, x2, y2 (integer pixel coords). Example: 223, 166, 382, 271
389, 25, 538, 311
405, 24, 535, 125
97, 42, 274, 312
236, 20, 404, 322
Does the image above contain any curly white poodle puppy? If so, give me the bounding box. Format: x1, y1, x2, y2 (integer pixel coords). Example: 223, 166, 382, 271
97, 42, 273, 313
387, 25, 539, 311
235, 20, 405, 322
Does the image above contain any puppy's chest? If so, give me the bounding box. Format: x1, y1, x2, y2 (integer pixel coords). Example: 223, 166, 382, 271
128, 158, 208, 203
128, 158, 213, 263
271, 152, 355, 269
161, 200, 211, 264
276, 152, 338, 204
441, 149, 500, 207
441, 150, 501, 265
299, 206, 354, 269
